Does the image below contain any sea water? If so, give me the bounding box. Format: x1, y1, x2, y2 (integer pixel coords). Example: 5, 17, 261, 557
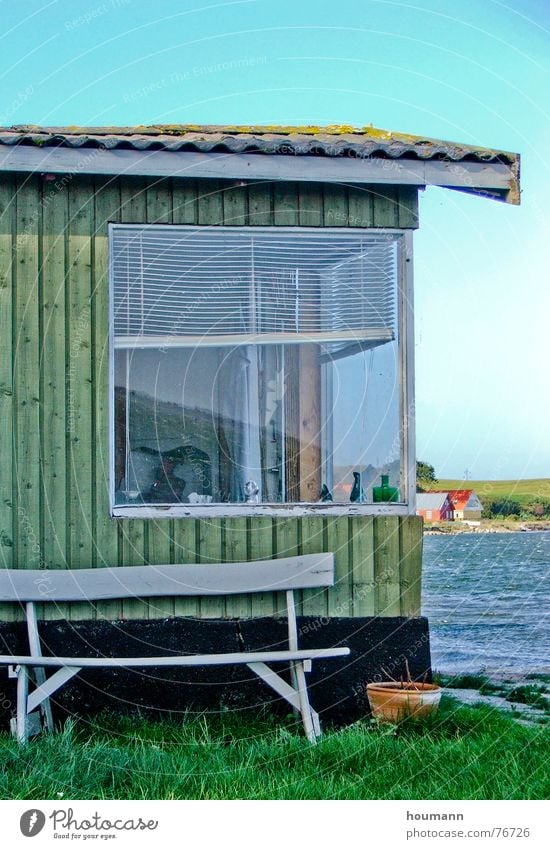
422, 532, 550, 675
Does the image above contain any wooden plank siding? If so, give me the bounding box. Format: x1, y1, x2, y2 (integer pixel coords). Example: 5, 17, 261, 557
13, 177, 42, 628
67, 182, 95, 621
0, 176, 15, 623
41, 179, 69, 622
0, 174, 421, 622
143, 178, 174, 621
118, 178, 149, 622
92, 177, 122, 622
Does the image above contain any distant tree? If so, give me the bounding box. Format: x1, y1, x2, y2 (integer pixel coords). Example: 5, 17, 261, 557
489, 499, 521, 517
481, 500, 493, 519
525, 499, 550, 518
417, 461, 437, 492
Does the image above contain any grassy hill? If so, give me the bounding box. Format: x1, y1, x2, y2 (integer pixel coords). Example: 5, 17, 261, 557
425, 479, 550, 506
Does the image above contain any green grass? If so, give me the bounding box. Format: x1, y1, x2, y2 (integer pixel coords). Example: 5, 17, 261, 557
0, 698, 548, 800
506, 686, 550, 713
526, 673, 550, 684
435, 673, 504, 695
427, 479, 550, 507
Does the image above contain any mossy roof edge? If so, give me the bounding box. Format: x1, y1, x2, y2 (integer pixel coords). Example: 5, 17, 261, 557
0, 123, 519, 165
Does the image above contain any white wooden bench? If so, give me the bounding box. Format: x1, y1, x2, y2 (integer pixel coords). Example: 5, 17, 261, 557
0, 553, 349, 744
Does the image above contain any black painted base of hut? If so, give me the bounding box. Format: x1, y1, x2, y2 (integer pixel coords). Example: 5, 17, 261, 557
0, 616, 431, 731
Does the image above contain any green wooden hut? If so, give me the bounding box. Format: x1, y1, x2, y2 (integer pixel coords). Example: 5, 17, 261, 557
0, 125, 520, 719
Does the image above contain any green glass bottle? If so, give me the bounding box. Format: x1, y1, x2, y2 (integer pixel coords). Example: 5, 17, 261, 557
372, 474, 399, 503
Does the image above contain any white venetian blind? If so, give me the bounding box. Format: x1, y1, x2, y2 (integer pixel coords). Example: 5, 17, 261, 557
111, 226, 398, 352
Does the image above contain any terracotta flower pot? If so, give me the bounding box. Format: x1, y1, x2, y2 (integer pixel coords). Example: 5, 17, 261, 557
366, 681, 442, 723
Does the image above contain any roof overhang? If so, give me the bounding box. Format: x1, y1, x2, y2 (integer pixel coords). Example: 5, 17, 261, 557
0, 145, 519, 203
0, 124, 520, 204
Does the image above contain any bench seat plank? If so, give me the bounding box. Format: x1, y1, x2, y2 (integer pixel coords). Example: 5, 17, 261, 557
0, 647, 349, 668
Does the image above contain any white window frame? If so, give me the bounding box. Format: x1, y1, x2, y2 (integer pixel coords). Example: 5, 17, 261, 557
108, 225, 416, 518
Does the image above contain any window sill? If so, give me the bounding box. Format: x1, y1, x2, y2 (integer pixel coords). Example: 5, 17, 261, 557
111, 503, 414, 519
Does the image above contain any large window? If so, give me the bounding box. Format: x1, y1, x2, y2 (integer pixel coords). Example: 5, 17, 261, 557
110, 225, 411, 514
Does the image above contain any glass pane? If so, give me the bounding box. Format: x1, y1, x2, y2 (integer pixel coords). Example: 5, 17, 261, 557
326, 342, 402, 503
114, 338, 402, 506
114, 345, 264, 505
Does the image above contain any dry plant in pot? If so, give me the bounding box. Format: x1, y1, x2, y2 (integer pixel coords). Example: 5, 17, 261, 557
366, 661, 442, 723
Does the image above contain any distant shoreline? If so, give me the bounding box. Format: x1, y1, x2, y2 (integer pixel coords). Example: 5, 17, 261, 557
423, 520, 550, 535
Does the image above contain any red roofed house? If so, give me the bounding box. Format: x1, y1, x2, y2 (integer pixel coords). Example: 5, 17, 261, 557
416, 492, 454, 522
447, 490, 483, 521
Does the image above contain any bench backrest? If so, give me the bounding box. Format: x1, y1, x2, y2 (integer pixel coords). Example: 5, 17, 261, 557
0, 553, 334, 603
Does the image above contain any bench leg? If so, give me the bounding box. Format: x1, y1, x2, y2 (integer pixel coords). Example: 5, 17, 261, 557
26, 666, 81, 716
30, 667, 54, 733
292, 661, 318, 744
16, 666, 29, 745
311, 708, 321, 738
247, 660, 321, 743
289, 664, 300, 718
11, 665, 79, 740
25, 604, 54, 733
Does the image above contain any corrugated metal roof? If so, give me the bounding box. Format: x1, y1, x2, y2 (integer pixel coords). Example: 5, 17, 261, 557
416, 493, 451, 511
0, 123, 518, 164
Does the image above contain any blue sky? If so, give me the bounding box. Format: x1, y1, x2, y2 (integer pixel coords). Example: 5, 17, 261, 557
1, 0, 548, 479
